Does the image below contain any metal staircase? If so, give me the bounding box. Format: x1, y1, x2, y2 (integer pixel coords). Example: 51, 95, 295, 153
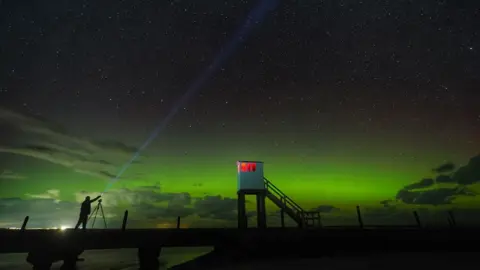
264, 178, 321, 228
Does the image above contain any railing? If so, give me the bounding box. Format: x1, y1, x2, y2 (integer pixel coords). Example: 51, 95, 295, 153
264, 178, 305, 218
303, 211, 322, 227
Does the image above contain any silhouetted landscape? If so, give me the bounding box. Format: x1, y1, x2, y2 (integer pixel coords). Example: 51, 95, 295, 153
1, 0, 480, 269
3, 249, 480, 270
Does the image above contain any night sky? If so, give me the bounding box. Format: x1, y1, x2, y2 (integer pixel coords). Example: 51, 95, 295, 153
1, 0, 479, 229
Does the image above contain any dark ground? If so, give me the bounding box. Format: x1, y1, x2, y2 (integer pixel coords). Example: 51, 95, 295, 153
0, 250, 478, 270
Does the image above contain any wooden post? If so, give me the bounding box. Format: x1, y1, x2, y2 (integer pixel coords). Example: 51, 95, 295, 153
356, 205, 364, 228
447, 216, 453, 228
413, 211, 422, 228
256, 193, 267, 229
176, 216, 181, 229
237, 192, 247, 229
122, 210, 128, 231
21, 216, 29, 231
448, 210, 456, 227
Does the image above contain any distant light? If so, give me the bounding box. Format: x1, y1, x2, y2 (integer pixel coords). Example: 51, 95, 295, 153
60, 225, 69, 231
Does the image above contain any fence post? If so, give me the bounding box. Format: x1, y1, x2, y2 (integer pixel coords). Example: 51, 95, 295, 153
448, 210, 456, 228
447, 216, 453, 228
413, 211, 422, 228
21, 216, 29, 231
176, 216, 181, 229
122, 210, 128, 231
356, 205, 364, 228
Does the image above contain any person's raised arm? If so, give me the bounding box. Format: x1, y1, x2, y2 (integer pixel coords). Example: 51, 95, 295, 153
91, 195, 101, 203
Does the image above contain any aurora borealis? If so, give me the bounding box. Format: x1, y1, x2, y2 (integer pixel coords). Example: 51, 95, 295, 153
1, 0, 479, 229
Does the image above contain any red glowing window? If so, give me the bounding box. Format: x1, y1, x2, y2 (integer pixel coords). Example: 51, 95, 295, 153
239, 162, 256, 173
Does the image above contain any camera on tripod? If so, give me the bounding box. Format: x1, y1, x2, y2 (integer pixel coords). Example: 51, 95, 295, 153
88, 198, 107, 229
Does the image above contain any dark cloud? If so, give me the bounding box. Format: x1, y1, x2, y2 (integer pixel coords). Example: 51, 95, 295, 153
452, 154, 480, 185
396, 187, 475, 205
403, 178, 435, 190
382, 154, 480, 209
0, 107, 145, 181
361, 207, 420, 226
432, 162, 456, 174
436, 174, 455, 183
193, 195, 237, 220
312, 204, 339, 213
402, 154, 480, 188
380, 199, 395, 208
134, 201, 195, 220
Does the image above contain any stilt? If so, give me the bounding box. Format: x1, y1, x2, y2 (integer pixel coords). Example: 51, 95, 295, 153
237, 192, 247, 228
256, 192, 267, 228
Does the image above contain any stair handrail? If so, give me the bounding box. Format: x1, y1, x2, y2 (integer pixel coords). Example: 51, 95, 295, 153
264, 178, 305, 214
264, 178, 304, 212
272, 189, 305, 222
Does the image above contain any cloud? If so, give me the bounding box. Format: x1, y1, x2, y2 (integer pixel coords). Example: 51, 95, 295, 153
380, 199, 395, 208
0, 197, 79, 228
403, 178, 435, 190
0, 107, 145, 181
435, 174, 456, 183
359, 206, 425, 226
452, 154, 480, 185
93, 141, 138, 155
26, 189, 60, 201
77, 187, 243, 225
76, 187, 196, 223
312, 204, 339, 213
402, 154, 480, 189
0, 169, 26, 180
432, 162, 455, 174
75, 185, 173, 207
0, 186, 196, 229
382, 154, 480, 209
193, 195, 238, 220
396, 187, 476, 205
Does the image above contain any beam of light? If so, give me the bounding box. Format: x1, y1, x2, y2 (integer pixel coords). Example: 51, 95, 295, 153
102, 0, 279, 193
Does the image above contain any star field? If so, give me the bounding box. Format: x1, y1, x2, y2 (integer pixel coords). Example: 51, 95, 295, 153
0, 0, 479, 228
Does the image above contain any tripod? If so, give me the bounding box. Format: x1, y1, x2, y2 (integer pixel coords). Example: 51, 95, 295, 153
88, 199, 107, 229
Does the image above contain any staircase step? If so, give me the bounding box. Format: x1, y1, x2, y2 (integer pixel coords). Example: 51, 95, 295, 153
264, 178, 324, 228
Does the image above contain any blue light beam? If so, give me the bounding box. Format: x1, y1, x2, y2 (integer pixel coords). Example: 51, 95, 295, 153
103, 0, 279, 193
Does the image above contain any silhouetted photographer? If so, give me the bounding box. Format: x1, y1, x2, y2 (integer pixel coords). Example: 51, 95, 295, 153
74, 195, 101, 231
